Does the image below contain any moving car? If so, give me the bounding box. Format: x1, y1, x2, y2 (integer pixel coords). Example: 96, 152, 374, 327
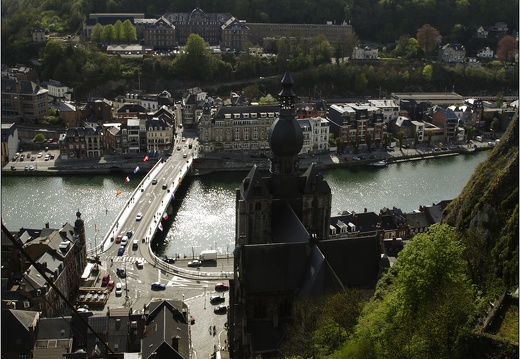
162, 256, 175, 264
135, 259, 144, 269
115, 283, 122, 296
210, 295, 225, 304
126, 230, 133, 238
135, 213, 143, 221
188, 259, 202, 267
213, 305, 227, 314
151, 282, 166, 290
183, 153, 187, 158
152, 178, 158, 185
116, 268, 126, 278
215, 283, 229, 291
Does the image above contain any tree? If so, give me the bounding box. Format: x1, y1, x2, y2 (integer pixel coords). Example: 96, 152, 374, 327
101, 24, 115, 43
354, 72, 367, 93
91, 23, 103, 43
34, 133, 46, 143
121, 19, 137, 43
416, 24, 440, 56
422, 64, 433, 82
496, 35, 518, 62
340, 224, 477, 358
113, 20, 123, 42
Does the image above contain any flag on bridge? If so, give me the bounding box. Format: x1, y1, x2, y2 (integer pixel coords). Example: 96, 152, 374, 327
171, 193, 175, 200
143, 155, 149, 162
162, 212, 169, 221
158, 222, 163, 231
134, 166, 140, 174
116, 189, 122, 196
124, 176, 130, 183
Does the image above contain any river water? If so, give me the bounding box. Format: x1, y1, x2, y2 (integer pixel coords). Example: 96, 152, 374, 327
1, 151, 489, 257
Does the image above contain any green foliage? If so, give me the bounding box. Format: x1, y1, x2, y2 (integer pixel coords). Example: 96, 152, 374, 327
34, 133, 46, 143
339, 224, 477, 358
422, 64, 433, 82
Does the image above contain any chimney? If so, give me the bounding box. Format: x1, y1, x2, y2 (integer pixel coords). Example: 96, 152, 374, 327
171, 336, 180, 351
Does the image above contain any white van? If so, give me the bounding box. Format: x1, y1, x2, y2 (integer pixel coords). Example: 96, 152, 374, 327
476, 136, 482, 142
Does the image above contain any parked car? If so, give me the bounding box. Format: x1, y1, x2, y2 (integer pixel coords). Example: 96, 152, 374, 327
188, 259, 202, 267
116, 235, 123, 243
215, 283, 229, 291
121, 236, 128, 247
183, 153, 187, 158
29, 165, 35, 170
151, 282, 166, 290
210, 295, 225, 304
116, 268, 126, 278
213, 305, 227, 314
106, 280, 115, 291
117, 246, 125, 256
115, 283, 122, 296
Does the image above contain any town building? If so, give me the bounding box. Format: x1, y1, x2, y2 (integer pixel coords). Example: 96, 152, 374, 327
44, 79, 73, 102
59, 126, 103, 159
1, 309, 40, 359
141, 16, 176, 50
1, 78, 49, 122
228, 72, 386, 357
326, 102, 386, 149
164, 8, 233, 46
31, 28, 47, 42
1, 64, 39, 82
145, 117, 174, 154
351, 45, 379, 60
1, 122, 19, 164
56, 102, 80, 128
476, 47, 494, 59
221, 18, 250, 52
299, 116, 330, 154
430, 105, 460, 143
367, 99, 400, 124
5, 212, 87, 318
438, 43, 466, 63
116, 103, 147, 123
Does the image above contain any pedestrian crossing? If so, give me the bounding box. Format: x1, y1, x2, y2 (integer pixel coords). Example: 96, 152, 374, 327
109, 255, 146, 264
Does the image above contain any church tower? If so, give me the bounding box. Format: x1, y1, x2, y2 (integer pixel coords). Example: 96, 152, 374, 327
230, 71, 332, 358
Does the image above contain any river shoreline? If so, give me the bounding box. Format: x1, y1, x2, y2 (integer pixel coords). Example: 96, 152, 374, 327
1, 143, 491, 177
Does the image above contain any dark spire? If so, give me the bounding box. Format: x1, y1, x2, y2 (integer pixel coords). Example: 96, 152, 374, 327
268, 71, 303, 158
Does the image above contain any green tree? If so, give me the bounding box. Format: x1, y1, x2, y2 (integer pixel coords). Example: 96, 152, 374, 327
101, 24, 115, 43
90, 23, 103, 43
354, 72, 367, 93
405, 37, 420, 58
340, 224, 477, 358
121, 19, 137, 42
34, 133, 46, 143
113, 19, 123, 42
422, 64, 433, 82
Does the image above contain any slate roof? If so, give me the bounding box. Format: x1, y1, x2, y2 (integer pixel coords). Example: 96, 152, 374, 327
405, 211, 429, 230
37, 317, 73, 339
318, 236, 384, 287
242, 241, 310, 293
143, 300, 189, 359
117, 103, 147, 113
1, 309, 39, 354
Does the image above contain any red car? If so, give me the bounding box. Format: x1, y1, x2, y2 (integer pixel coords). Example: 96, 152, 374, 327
215, 283, 229, 291
106, 280, 115, 291
115, 235, 123, 243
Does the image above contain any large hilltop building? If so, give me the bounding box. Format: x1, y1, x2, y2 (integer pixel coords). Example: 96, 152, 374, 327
228, 72, 387, 357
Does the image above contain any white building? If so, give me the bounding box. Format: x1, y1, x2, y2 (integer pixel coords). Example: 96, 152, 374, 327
299, 117, 330, 154
476, 47, 494, 58
46, 80, 73, 102
351, 45, 378, 60
367, 99, 400, 125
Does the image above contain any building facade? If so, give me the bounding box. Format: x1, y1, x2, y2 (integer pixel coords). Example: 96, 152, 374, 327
59, 126, 103, 159
142, 16, 176, 50
1, 78, 49, 122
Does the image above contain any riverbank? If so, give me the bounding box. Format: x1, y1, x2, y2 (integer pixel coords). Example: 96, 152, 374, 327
2, 142, 492, 177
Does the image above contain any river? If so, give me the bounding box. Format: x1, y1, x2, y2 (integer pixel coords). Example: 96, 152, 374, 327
1, 151, 489, 257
